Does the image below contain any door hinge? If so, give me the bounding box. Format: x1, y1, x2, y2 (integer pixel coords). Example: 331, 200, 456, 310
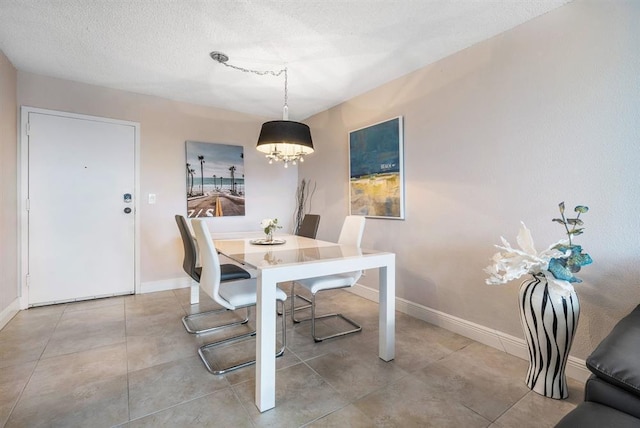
26, 122, 30, 136
26, 198, 30, 211
26, 274, 31, 288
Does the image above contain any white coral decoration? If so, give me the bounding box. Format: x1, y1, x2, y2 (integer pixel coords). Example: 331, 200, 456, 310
484, 222, 575, 296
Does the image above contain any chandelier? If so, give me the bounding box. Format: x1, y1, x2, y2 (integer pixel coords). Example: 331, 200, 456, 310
210, 51, 314, 167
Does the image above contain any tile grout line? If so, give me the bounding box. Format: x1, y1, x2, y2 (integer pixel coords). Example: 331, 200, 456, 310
491, 389, 533, 424
2, 289, 581, 427
228, 381, 259, 427
123, 291, 247, 425
4, 304, 67, 426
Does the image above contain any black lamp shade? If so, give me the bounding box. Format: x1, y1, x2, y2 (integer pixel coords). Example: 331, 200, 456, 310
256, 120, 314, 155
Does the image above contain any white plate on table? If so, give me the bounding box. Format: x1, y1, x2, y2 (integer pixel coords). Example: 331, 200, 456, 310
249, 238, 287, 245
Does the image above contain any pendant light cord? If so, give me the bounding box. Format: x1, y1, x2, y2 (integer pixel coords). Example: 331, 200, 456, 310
209, 50, 313, 167
210, 53, 288, 117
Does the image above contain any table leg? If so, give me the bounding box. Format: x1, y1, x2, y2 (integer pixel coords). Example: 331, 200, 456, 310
379, 256, 395, 361
190, 279, 199, 305
255, 271, 276, 412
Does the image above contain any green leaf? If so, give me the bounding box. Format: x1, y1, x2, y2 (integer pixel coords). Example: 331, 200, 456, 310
574, 205, 589, 213
567, 218, 584, 226
558, 201, 565, 214
570, 229, 584, 236
552, 218, 565, 225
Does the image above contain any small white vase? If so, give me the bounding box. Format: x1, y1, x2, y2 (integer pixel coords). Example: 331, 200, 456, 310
518, 273, 579, 399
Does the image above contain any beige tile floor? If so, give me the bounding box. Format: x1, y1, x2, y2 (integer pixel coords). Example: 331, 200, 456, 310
0, 287, 583, 427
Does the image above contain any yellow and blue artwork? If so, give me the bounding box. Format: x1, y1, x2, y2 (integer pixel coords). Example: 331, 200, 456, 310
349, 117, 404, 219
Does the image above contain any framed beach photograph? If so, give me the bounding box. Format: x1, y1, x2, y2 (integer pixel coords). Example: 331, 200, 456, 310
349, 116, 405, 219
185, 141, 245, 218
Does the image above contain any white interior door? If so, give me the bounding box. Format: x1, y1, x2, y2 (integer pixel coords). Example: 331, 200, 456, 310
26, 110, 136, 306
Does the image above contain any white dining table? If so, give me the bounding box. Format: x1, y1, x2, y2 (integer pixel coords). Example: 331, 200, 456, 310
213, 234, 396, 412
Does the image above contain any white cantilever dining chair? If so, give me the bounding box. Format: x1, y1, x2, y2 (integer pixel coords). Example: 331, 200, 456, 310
291, 215, 366, 342
175, 215, 252, 334
277, 214, 321, 316
191, 218, 288, 374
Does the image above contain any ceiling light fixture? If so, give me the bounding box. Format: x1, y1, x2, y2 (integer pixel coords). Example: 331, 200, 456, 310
210, 51, 314, 168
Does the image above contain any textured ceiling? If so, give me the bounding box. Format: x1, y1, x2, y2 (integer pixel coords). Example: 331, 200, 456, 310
0, 0, 570, 120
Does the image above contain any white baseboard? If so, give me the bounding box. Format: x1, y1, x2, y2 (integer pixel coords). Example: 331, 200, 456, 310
140, 277, 192, 294
0, 297, 20, 330
137, 277, 590, 382
350, 283, 591, 383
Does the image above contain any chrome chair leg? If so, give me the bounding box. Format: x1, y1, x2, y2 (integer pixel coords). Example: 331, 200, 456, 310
182, 306, 250, 335
292, 289, 361, 342
277, 282, 311, 315
198, 301, 287, 375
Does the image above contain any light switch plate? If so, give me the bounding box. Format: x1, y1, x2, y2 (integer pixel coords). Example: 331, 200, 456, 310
148, 193, 156, 204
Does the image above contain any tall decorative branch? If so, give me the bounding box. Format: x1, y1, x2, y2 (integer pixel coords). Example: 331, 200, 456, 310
293, 178, 317, 234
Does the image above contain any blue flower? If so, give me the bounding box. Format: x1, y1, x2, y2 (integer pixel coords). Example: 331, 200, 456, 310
548, 245, 593, 283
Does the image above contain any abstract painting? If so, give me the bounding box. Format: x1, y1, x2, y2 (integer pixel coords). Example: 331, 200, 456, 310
186, 141, 245, 218
349, 117, 404, 219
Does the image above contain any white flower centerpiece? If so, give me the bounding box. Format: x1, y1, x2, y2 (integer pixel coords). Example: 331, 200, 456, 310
484, 202, 592, 399
260, 218, 282, 242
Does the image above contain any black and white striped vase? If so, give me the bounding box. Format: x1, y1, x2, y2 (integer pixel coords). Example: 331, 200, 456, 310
518, 273, 579, 399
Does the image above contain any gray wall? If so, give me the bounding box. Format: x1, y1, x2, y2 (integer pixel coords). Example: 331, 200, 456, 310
301, 0, 640, 359
0, 50, 18, 318
15, 73, 298, 286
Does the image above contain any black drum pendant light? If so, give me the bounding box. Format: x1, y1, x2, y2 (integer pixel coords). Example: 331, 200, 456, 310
210, 51, 314, 167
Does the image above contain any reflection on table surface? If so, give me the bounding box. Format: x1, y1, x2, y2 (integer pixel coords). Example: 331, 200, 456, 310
214, 235, 369, 269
